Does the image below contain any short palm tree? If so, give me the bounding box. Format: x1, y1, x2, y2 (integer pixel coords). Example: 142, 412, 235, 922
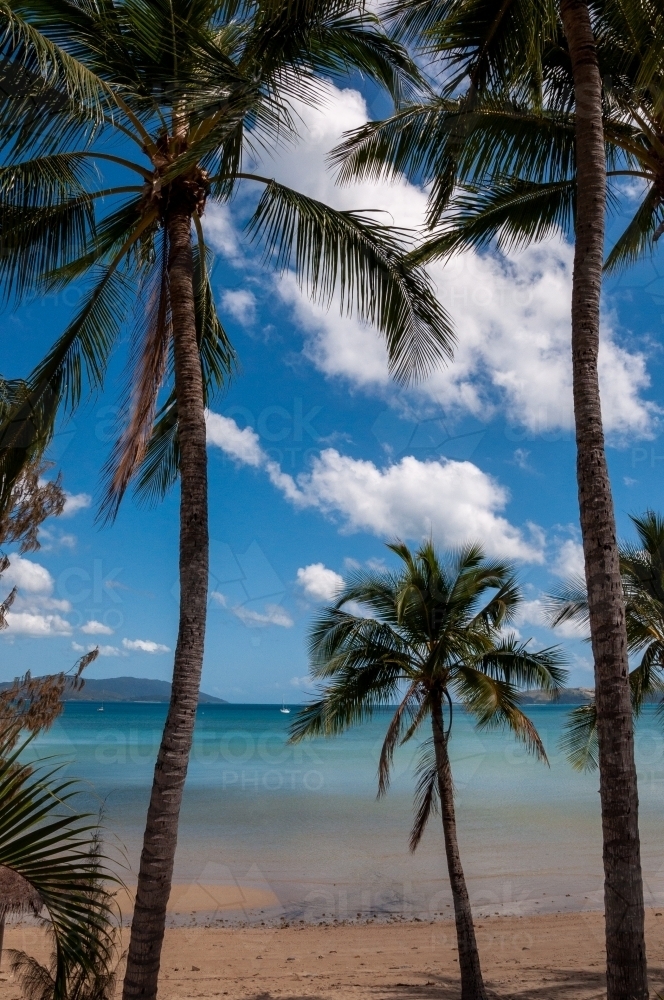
0, 4, 453, 997
290, 540, 566, 1000
548, 510, 664, 771
334, 2, 654, 993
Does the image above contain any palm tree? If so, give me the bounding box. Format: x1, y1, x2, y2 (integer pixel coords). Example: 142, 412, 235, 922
0, 730, 116, 1000
548, 510, 664, 771
0, 4, 453, 996
333, 2, 651, 992
290, 540, 566, 1000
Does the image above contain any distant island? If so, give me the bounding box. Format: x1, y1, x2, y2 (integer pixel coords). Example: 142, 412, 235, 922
0, 675, 227, 704
520, 687, 594, 704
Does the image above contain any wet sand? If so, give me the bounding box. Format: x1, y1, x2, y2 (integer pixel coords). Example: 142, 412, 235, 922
1, 907, 663, 999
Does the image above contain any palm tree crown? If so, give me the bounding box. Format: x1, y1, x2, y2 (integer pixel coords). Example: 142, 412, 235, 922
333, 0, 664, 274
291, 540, 566, 844
0, 0, 453, 504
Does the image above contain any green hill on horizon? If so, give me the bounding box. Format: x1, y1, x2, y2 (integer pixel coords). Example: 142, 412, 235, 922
0, 675, 226, 704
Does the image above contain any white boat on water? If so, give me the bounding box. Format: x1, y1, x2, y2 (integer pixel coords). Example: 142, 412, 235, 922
280, 698, 290, 714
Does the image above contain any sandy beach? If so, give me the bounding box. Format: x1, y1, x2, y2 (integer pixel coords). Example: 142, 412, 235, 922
2, 907, 663, 999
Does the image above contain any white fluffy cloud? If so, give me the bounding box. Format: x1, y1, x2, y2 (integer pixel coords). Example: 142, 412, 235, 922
233, 603, 293, 628
6, 612, 71, 637
81, 620, 114, 635
516, 596, 588, 639
204, 202, 242, 261
63, 491, 92, 517
281, 450, 544, 560
1, 556, 74, 634
247, 83, 658, 440
297, 563, 344, 601
73, 641, 123, 657
122, 638, 170, 654
39, 528, 77, 551
2, 554, 53, 594
222, 289, 257, 326
210, 591, 294, 628
552, 539, 585, 579
206, 411, 265, 466
207, 414, 544, 561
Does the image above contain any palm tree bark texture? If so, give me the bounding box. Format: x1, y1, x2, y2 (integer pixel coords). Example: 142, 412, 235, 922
559, 1, 648, 996
431, 694, 486, 1000
122, 188, 209, 1000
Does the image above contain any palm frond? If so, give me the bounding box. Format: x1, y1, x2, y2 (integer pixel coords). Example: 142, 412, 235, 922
99, 234, 171, 522
0, 192, 96, 301
411, 179, 576, 265
542, 577, 589, 631
331, 99, 459, 187
0, 204, 157, 490
478, 639, 568, 692
0, 264, 137, 495
132, 395, 179, 506
629, 644, 664, 715
0, 2, 109, 128
389, 0, 559, 97
604, 185, 660, 272
409, 736, 439, 852
192, 215, 237, 398
288, 659, 404, 742
246, 177, 454, 383
455, 666, 548, 762
560, 702, 599, 772
0, 734, 117, 999
308, 601, 410, 674
377, 681, 421, 796
242, 2, 422, 107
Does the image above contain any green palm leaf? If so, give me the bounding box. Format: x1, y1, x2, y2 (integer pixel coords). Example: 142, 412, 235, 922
560, 703, 599, 772
0, 733, 116, 1000
411, 179, 576, 264
604, 184, 661, 272
292, 539, 564, 810
246, 178, 454, 382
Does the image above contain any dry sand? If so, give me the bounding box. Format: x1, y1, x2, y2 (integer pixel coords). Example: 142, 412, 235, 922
1, 906, 664, 999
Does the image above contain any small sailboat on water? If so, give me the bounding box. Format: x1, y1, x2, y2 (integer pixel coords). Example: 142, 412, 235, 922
279, 698, 290, 714
97, 704, 104, 712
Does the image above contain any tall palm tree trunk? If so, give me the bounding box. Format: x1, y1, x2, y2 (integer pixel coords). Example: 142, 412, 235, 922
431, 695, 486, 1000
560, 2, 648, 997
122, 203, 210, 1000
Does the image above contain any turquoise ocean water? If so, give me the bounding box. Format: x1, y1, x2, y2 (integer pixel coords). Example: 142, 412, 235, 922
26, 702, 664, 923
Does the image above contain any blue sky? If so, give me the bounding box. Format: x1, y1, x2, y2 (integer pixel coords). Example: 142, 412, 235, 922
2, 81, 664, 701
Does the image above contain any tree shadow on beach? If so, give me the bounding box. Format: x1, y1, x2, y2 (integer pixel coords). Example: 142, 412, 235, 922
378, 966, 663, 999
245, 965, 664, 1000
378, 968, 607, 1000
245, 975, 603, 1000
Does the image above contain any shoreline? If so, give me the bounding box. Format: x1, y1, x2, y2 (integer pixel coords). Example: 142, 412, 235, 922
2, 910, 663, 999
110, 880, 611, 928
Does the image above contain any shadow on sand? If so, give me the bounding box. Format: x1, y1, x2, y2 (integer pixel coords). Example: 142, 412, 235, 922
246, 965, 663, 1000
